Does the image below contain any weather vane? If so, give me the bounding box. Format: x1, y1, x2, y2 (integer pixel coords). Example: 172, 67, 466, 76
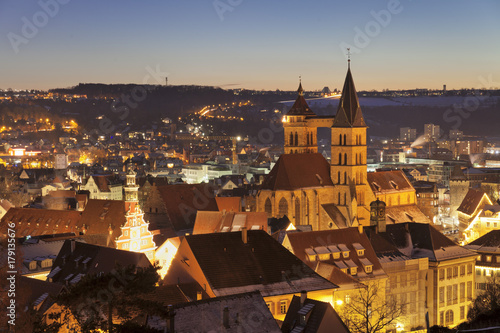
347, 48, 351, 68
299, 75, 301, 83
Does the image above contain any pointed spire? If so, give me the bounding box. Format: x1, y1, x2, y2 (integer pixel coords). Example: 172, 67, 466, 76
286, 79, 316, 116
332, 65, 366, 127
298, 76, 304, 96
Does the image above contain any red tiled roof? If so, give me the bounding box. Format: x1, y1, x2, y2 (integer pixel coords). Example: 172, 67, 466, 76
216, 197, 241, 212
193, 211, 268, 234
49, 240, 152, 284
156, 184, 219, 231
367, 170, 413, 193
285, 228, 385, 281
260, 153, 334, 191
79, 199, 127, 247
1, 208, 82, 237
286, 92, 316, 116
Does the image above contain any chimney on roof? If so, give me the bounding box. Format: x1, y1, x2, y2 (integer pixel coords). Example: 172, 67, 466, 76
241, 227, 248, 244
167, 305, 175, 333
358, 224, 363, 234
70, 239, 75, 254
223, 306, 230, 328
197, 291, 202, 301
300, 290, 307, 307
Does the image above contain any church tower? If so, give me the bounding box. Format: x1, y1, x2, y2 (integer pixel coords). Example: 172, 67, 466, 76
116, 169, 156, 261
283, 82, 318, 154
331, 64, 373, 224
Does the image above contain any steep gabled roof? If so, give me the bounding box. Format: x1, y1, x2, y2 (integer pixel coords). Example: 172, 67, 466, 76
281, 296, 350, 333
467, 230, 500, 251
168, 230, 337, 297
260, 153, 334, 191
367, 171, 414, 193
146, 291, 281, 332
1, 208, 82, 238
285, 228, 386, 281
286, 82, 316, 116
450, 165, 467, 181
332, 68, 366, 127
366, 223, 475, 262
156, 184, 219, 231
48, 239, 151, 284
457, 189, 491, 216
193, 211, 268, 234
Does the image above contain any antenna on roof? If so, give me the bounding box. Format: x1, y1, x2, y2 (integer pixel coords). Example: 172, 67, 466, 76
347, 48, 351, 69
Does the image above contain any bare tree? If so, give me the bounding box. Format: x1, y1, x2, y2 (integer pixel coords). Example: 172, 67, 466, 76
339, 280, 405, 333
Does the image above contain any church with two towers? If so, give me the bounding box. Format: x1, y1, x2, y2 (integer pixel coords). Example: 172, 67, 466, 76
257, 65, 428, 230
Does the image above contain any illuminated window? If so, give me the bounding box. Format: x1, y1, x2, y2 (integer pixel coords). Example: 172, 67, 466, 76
280, 300, 287, 314
447, 268, 452, 279
440, 311, 444, 326
350, 267, 357, 276
439, 269, 444, 280
460, 265, 465, 276
445, 310, 454, 326
453, 266, 458, 278
266, 302, 273, 315
439, 287, 445, 305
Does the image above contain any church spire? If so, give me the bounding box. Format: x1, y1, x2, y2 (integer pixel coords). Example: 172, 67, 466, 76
332, 63, 366, 128
286, 79, 315, 116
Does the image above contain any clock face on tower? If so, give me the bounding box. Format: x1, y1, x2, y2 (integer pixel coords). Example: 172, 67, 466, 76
378, 208, 385, 218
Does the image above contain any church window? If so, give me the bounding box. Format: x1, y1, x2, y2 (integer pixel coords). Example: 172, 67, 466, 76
339, 134, 342, 145
344, 153, 347, 165
306, 197, 310, 225
289, 133, 293, 146
278, 198, 288, 218
338, 171, 341, 184
295, 198, 301, 225
339, 153, 342, 165
264, 198, 272, 217
355, 154, 358, 165
307, 133, 310, 145
294, 132, 298, 146
343, 134, 347, 145
344, 172, 347, 184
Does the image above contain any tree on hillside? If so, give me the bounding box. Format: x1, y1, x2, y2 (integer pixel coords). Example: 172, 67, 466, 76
50, 264, 165, 333
339, 281, 405, 333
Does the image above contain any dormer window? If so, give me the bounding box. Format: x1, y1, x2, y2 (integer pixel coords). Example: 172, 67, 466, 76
365, 265, 373, 273
390, 180, 399, 190
353, 243, 365, 257
350, 267, 357, 275
305, 248, 317, 262
338, 244, 350, 258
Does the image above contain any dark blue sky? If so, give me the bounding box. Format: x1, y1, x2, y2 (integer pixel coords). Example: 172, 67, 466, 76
1, 0, 499, 91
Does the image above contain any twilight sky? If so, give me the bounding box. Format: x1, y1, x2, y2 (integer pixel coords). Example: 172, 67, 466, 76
1, 0, 499, 91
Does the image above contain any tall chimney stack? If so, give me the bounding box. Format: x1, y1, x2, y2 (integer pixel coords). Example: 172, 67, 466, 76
167, 305, 175, 333
300, 290, 307, 307
241, 227, 247, 244
223, 306, 230, 328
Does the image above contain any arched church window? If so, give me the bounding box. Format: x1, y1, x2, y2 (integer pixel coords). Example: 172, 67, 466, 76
264, 198, 272, 217
295, 198, 300, 225
339, 134, 342, 145
339, 153, 342, 165
278, 198, 288, 218
344, 153, 347, 165
344, 134, 347, 145
289, 133, 293, 146
294, 132, 298, 146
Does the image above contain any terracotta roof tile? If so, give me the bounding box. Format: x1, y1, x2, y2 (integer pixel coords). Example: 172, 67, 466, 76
156, 184, 219, 231
367, 171, 413, 193
260, 153, 334, 191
